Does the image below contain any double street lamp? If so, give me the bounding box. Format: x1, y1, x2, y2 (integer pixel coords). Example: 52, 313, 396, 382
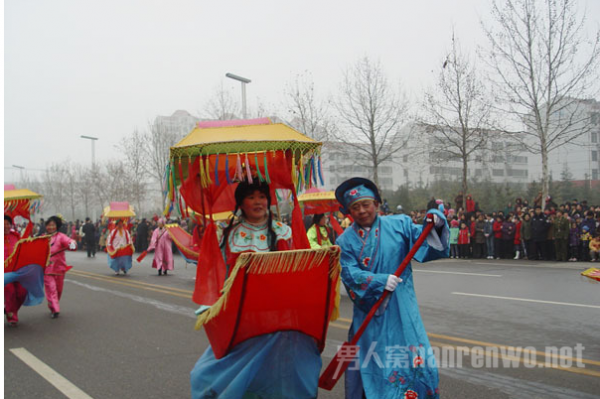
225, 73, 251, 119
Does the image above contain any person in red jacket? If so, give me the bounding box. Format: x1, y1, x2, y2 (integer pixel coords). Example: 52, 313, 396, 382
513, 216, 523, 259
469, 215, 476, 258
492, 215, 504, 260
458, 221, 471, 258
466, 194, 476, 217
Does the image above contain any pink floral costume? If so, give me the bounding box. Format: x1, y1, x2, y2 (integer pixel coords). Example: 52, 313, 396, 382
45, 232, 76, 314
148, 227, 174, 272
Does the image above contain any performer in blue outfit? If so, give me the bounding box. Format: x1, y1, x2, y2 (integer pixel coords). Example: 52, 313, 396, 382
190, 181, 321, 399
335, 178, 449, 399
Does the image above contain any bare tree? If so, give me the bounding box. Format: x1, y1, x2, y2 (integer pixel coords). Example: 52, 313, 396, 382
333, 57, 411, 186
38, 162, 79, 220
249, 97, 274, 120
284, 72, 332, 141
106, 161, 131, 203
201, 82, 240, 120
40, 164, 67, 217
482, 0, 600, 207
14, 169, 43, 196
63, 162, 79, 221
120, 128, 149, 215
421, 35, 494, 195
90, 163, 110, 211
144, 119, 179, 190
88, 161, 130, 212
75, 167, 96, 219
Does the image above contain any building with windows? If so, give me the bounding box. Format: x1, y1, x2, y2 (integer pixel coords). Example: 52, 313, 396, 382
405, 123, 531, 186
318, 124, 532, 194
315, 101, 600, 194
319, 142, 398, 191
526, 98, 600, 182
153, 110, 201, 139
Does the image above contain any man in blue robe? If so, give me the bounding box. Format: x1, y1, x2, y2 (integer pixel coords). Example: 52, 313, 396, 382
335, 178, 449, 399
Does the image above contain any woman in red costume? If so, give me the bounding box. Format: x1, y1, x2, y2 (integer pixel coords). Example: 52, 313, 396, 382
4, 215, 25, 326
190, 180, 321, 399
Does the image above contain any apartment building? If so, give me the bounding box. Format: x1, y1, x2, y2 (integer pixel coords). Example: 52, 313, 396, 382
526, 98, 600, 181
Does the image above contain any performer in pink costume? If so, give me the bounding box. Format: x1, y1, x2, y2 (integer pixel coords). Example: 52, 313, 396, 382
147, 218, 174, 276
44, 216, 77, 319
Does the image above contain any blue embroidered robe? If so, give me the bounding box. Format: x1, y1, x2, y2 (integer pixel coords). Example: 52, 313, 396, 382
337, 210, 449, 399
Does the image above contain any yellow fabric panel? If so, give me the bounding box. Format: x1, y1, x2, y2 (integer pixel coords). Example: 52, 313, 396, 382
103, 205, 136, 218
188, 209, 234, 222
173, 123, 319, 149
4, 189, 42, 201
298, 191, 336, 202
105, 210, 136, 218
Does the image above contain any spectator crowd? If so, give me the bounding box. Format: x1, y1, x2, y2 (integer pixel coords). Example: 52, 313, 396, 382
406, 192, 600, 262
12, 191, 600, 264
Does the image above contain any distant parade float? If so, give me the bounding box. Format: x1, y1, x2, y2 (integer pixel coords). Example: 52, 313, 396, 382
103, 202, 136, 275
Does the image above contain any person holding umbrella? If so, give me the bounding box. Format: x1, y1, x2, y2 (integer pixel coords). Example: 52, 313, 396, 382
106, 219, 133, 275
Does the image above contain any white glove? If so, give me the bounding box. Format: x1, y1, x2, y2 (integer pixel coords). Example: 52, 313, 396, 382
69, 241, 77, 250
433, 214, 445, 228
385, 275, 402, 291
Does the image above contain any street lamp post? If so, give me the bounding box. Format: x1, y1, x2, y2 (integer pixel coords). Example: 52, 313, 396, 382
80, 135, 99, 169
80, 135, 99, 221
225, 72, 251, 119
12, 165, 25, 182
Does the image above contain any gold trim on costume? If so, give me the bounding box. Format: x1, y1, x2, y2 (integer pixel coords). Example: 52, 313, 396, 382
4, 235, 52, 270
165, 224, 199, 259
195, 246, 341, 330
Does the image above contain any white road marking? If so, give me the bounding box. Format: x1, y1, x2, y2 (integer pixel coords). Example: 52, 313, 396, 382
440, 366, 600, 399
472, 262, 532, 267
452, 292, 600, 309
9, 347, 94, 399
414, 270, 502, 277
472, 262, 581, 270
67, 279, 347, 362
66, 279, 197, 318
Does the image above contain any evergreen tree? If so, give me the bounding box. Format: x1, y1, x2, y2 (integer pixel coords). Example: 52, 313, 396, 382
558, 164, 574, 204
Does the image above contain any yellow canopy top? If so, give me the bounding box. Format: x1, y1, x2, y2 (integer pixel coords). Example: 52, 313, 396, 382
188, 209, 233, 222
4, 189, 42, 202
102, 205, 136, 218
298, 191, 336, 203
170, 123, 321, 159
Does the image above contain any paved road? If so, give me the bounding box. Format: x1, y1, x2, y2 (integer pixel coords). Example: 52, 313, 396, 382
4, 251, 600, 398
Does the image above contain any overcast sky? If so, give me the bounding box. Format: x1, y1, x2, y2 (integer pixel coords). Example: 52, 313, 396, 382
4, 0, 600, 183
